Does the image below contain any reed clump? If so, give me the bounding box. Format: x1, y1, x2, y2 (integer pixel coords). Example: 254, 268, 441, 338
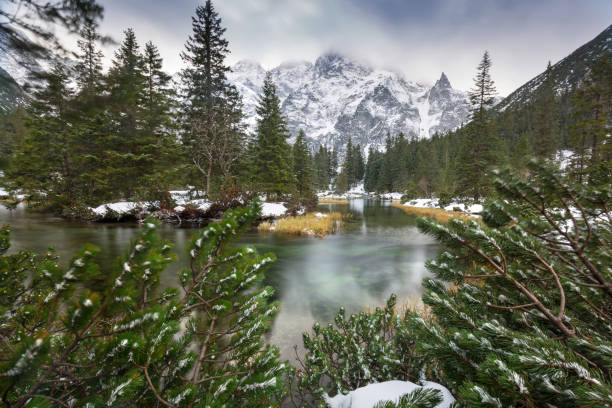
257, 212, 343, 237
391, 202, 475, 223
318, 199, 350, 204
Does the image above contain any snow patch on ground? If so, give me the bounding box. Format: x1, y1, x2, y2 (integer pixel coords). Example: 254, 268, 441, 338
380, 192, 403, 201
261, 202, 287, 217
91, 191, 213, 218
314, 212, 328, 218
324, 380, 455, 408
91, 201, 145, 217
348, 183, 366, 195
403, 198, 483, 214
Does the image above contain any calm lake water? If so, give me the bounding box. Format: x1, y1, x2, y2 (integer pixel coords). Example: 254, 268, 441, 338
0, 199, 438, 361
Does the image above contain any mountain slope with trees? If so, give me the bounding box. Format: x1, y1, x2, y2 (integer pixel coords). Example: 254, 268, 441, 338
496, 24, 611, 112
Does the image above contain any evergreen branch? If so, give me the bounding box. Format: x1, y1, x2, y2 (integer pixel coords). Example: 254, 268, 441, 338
138, 364, 177, 408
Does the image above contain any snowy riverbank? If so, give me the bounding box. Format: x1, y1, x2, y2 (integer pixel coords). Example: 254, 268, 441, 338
89, 191, 289, 222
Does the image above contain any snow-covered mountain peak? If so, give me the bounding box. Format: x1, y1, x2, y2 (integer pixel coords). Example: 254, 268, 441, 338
228, 53, 471, 151
314, 52, 372, 79
232, 59, 265, 74
434, 72, 452, 90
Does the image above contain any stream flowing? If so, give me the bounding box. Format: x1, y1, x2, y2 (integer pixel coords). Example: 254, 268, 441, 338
0, 199, 438, 361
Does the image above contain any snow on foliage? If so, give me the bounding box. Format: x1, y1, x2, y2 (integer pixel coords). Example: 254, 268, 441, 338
324, 380, 455, 408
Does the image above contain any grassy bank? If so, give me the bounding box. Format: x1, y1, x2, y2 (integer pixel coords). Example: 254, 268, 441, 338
258, 212, 343, 237
318, 199, 350, 204
391, 202, 475, 223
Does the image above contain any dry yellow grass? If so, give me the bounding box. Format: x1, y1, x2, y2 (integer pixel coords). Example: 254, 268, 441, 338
318, 198, 350, 204
391, 202, 475, 223
257, 212, 343, 237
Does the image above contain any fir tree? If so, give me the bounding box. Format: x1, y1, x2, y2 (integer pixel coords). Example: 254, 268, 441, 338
456, 51, 498, 201
411, 160, 612, 407
75, 21, 104, 97
313, 146, 332, 191
568, 53, 611, 184
72, 21, 108, 204
101, 28, 149, 199
533, 61, 558, 157
139, 41, 180, 201
293, 130, 315, 202
6, 63, 78, 206
364, 148, 383, 193
252, 73, 294, 200
180, 0, 244, 196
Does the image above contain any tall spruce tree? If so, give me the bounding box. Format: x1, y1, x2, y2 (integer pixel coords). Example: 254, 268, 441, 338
568, 53, 611, 184
313, 146, 332, 191
364, 148, 383, 193
75, 21, 104, 97
72, 21, 109, 204
293, 130, 315, 202
456, 51, 498, 201
180, 0, 244, 196
138, 41, 179, 201
533, 62, 558, 157
252, 73, 294, 200
6, 63, 79, 206
100, 28, 149, 200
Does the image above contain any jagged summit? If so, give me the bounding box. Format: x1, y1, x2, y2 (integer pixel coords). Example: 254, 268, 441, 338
232, 59, 265, 74
227, 52, 471, 150
434, 72, 452, 90
314, 52, 372, 79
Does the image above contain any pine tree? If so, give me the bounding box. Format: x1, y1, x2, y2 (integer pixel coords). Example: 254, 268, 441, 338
352, 144, 365, 184
295, 161, 612, 408
533, 62, 558, 157
6, 63, 78, 206
0, 203, 290, 406
180, 0, 244, 196
313, 146, 331, 191
364, 148, 383, 193
293, 130, 315, 202
411, 160, 612, 407
568, 53, 611, 184
456, 51, 498, 201
0, 106, 26, 168
337, 137, 355, 192
72, 21, 108, 205
253, 73, 294, 200
75, 21, 104, 97
100, 28, 149, 200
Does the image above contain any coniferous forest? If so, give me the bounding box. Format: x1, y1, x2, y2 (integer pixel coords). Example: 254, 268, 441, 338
0, 1, 610, 407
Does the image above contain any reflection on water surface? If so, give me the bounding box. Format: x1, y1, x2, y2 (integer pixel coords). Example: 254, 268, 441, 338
0, 199, 438, 360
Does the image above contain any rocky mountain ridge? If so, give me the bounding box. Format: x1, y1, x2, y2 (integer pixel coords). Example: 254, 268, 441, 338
228, 53, 471, 151
0, 67, 23, 113
496, 24, 611, 111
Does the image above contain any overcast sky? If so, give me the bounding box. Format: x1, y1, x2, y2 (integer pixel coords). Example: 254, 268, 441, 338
94, 0, 611, 95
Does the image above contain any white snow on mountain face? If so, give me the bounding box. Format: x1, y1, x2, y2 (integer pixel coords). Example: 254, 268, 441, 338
227, 52, 471, 152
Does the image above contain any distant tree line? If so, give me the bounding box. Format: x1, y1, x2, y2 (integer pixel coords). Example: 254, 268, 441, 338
362, 53, 611, 201
0, 0, 318, 214
0, 0, 609, 215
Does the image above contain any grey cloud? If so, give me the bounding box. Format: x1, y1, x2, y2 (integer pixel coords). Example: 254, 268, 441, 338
93, 0, 611, 95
